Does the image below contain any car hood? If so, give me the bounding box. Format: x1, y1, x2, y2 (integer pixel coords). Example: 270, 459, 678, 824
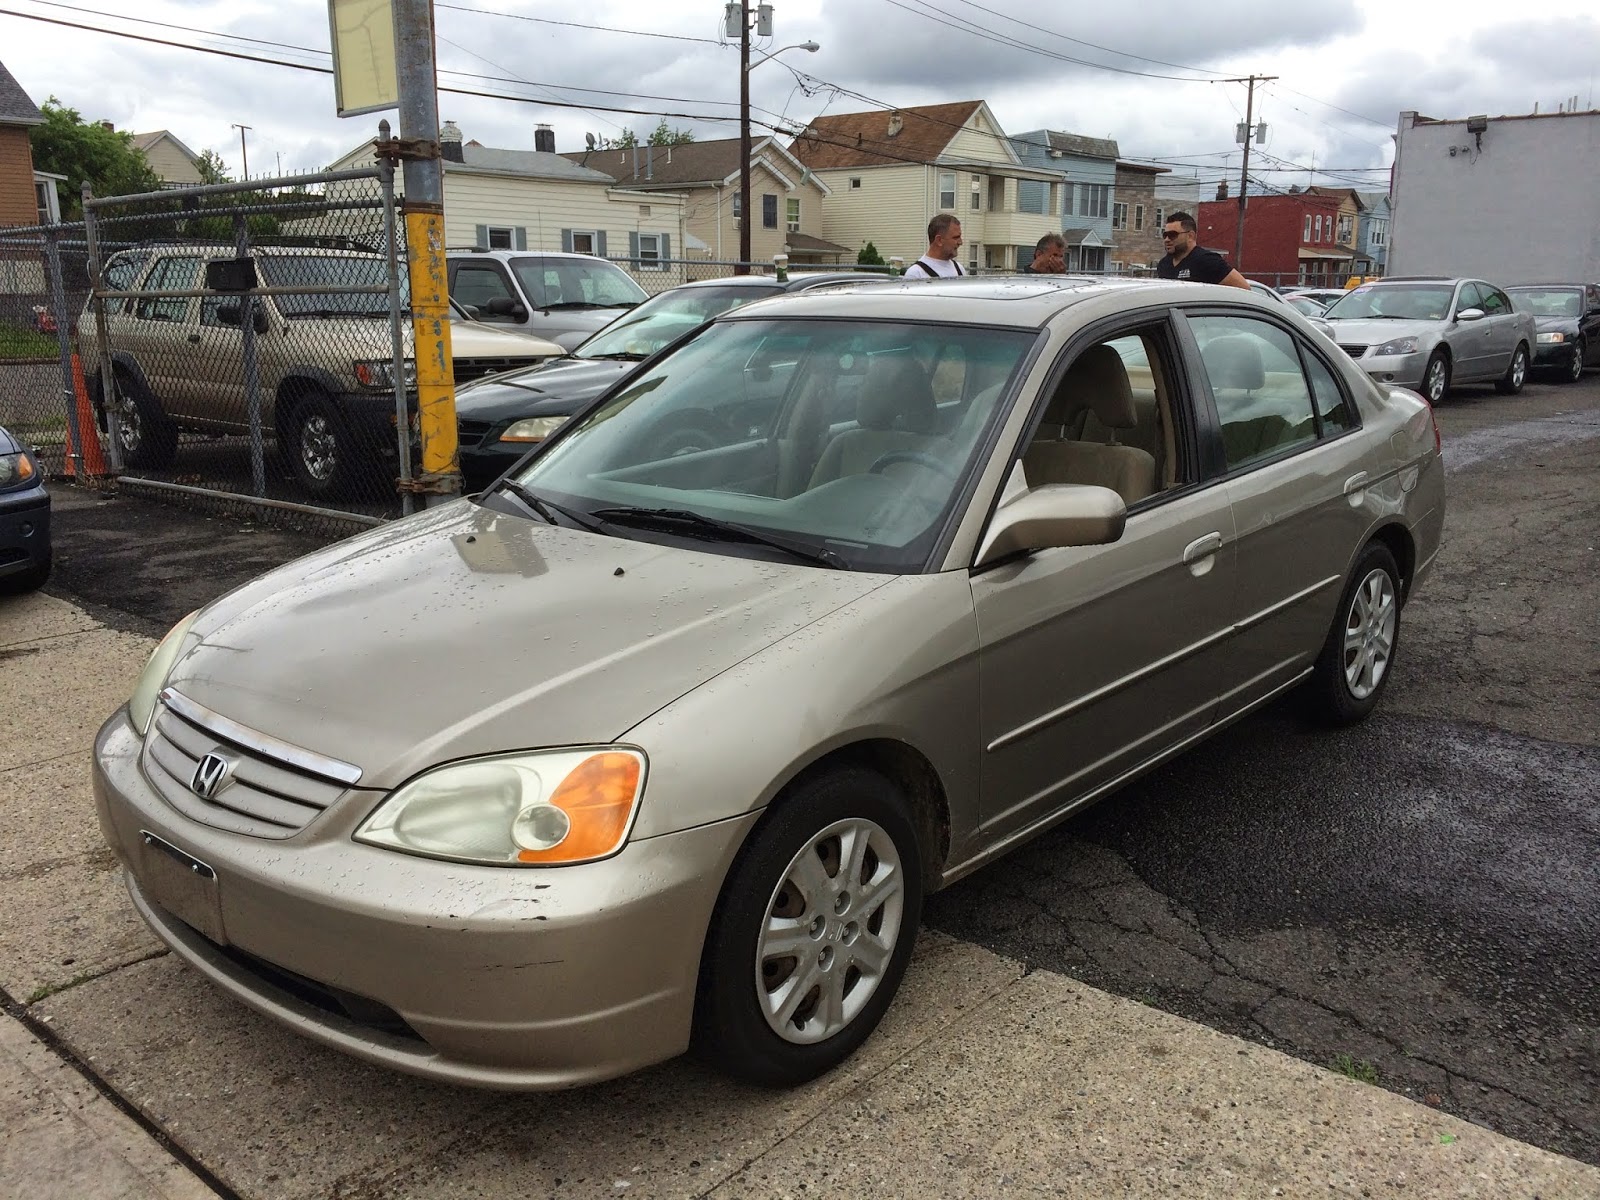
1321, 317, 1441, 344
543, 308, 635, 351
167, 502, 890, 788
1530, 315, 1580, 334
455, 356, 635, 422
448, 320, 564, 359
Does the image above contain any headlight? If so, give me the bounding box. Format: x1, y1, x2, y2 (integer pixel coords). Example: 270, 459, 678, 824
0, 449, 37, 490
498, 415, 567, 444
354, 748, 646, 867
1536, 332, 1566, 344
128, 611, 200, 737
353, 359, 418, 389
1373, 336, 1419, 356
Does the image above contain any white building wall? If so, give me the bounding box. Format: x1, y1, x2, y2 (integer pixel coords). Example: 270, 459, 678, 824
1389, 110, 1600, 284
812, 165, 932, 264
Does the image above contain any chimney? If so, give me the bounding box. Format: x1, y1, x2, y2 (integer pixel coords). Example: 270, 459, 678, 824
439, 120, 464, 163
886, 112, 903, 138
534, 123, 555, 153
100, 120, 115, 132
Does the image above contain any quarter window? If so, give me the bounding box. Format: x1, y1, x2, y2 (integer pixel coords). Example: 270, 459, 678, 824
1190, 316, 1320, 469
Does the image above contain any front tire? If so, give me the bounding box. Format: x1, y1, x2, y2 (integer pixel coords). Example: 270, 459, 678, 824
1564, 339, 1586, 384
1307, 542, 1401, 726
104, 370, 178, 469
693, 766, 923, 1087
1421, 351, 1451, 405
286, 392, 370, 500
1495, 343, 1529, 394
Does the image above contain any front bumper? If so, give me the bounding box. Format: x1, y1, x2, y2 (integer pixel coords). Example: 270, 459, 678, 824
1532, 342, 1580, 371
1344, 348, 1428, 390
0, 489, 50, 580
93, 709, 759, 1090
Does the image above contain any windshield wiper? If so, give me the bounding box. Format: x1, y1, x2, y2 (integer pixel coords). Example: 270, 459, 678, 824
494, 479, 608, 533
580, 351, 648, 361
589, 506, 848, 569
541, 301, 619, 311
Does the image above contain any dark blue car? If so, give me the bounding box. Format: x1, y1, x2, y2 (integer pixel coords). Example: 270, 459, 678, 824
0, 423, 51, 594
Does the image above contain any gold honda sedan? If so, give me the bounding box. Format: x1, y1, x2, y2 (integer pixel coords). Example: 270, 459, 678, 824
94, 277, 1444, 1090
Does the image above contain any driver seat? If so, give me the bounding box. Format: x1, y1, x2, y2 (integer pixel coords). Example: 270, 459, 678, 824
1024, 345, 1156, 506
807, 355, 943, 488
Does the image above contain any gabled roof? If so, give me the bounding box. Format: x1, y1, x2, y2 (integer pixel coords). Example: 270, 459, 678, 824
566, 136, 829, 194
1015, 130, 1120, 160
131, 130, 202, 165
1307, 185, 1364, 208
0, 61, 43, 126
1356, 190, 1390, 210
788, 101, 986, 170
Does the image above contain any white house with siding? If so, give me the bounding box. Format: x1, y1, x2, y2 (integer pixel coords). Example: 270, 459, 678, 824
327, 124, 686, 286
787, 100, 1065, 272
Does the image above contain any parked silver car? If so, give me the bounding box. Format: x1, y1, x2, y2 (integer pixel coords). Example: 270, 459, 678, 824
94, 277, 1444, 1091
1318, 277, 1536, 404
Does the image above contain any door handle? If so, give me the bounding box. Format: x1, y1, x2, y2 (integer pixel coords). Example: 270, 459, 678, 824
1182, 532, 1223, 564
1343, 471, 1369, 496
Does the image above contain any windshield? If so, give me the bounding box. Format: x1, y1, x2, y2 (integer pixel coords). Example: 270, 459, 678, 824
1323, 284, 1454, 321
257, 253, 390, 317
1509, 288, 1581, 318
511, 317, 1038, 573
510, 256, 647, 310
576, 284, 784, 359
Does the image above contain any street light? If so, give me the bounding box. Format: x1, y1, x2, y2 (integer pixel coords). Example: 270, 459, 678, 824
738, 17, 819, 272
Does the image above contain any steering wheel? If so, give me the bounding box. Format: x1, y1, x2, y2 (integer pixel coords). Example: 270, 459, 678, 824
867, 450, 956, 480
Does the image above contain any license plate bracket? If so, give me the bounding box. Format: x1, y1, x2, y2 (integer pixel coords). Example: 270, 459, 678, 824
135, 830, 228, 945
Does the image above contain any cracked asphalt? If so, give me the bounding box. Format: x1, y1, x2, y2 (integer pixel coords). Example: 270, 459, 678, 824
42, 372, 1600, 1168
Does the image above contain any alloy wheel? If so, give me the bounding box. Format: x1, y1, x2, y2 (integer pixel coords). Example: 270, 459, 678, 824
1425, 357, 1448, 404
299, 415, 339, 482
755, 817, 906, 1045
1510, 347, 1527, 389
115, 391, 142, 453
1570, 341, 1586, 382
1342, 567, 1397, 700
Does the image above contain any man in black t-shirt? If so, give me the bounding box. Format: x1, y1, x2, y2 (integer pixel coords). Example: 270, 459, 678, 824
1156, 211, 1249, 289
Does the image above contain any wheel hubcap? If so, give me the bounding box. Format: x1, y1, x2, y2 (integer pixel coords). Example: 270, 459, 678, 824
1571, 344, 1585, 381
1342, 567, 1397, 700
755, 817, 905, 1045
300, 415, 338, 482
1427, 361, 1446, 402
1511, 351, 1526, 388
115, 393, 141, 451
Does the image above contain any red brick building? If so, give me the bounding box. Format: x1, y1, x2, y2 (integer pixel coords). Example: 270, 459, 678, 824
1196, 193, 1354, 287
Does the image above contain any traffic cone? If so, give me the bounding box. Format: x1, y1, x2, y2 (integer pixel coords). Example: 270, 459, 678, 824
64, 352, 109, 478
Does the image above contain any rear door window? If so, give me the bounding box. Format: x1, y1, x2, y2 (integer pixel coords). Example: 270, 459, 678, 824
1189, 315, 1319, 470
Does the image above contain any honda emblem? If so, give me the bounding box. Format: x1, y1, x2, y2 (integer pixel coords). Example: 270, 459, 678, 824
190, 752, 233, 801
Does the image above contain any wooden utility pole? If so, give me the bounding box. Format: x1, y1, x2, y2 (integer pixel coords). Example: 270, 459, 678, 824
1215, 75, 1276, 271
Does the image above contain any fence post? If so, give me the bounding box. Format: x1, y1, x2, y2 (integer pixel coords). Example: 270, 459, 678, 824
378, 133, 414, 517
772, 253, 788, 282
81, 184, 124, 472
40, 228, 88, 481
231, 213, 267, 500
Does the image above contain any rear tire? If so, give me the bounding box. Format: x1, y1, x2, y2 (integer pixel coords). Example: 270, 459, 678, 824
693, 766, 923, 1087
1307, 542, 1401, 726
105, 370, 178, 469
1494, 343, 1528, 395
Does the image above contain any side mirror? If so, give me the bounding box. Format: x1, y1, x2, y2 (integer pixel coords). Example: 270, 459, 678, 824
1456, 307, 1485, 322
483, 296, 527, 320
215, 301, 269, 334
975, 483, 1127, 567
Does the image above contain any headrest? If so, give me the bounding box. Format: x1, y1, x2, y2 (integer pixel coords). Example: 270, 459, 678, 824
858, 355, 938, 433
1042, 344, 1136, 430
1205, 335, 1265, 391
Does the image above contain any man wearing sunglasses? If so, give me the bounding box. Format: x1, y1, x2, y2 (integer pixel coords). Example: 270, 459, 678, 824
1156, 212, 1249, 289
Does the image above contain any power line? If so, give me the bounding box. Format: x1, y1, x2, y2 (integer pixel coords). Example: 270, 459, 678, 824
882, 0, 1214, 82
941, 0, 1227, 78
434, 4, 722, 47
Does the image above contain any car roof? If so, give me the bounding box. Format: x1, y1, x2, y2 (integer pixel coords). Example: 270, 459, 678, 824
447, 249, 616, 262
1506, 282, 1584, 289
664, 271, 877, 293
713, 274, 1274, 328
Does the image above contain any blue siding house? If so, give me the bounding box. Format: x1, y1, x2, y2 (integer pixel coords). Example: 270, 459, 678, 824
1356, 190, 1390, 276
1011, 130, 1120, 271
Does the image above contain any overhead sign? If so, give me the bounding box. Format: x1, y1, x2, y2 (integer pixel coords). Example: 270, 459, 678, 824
328, 0, 399, 117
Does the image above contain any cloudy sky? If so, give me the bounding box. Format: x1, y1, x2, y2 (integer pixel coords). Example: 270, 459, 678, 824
7, 0, 1598, 199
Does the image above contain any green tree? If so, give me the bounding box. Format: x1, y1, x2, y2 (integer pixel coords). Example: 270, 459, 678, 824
857, 241, 886, 266
195, 149, 231, 185
600, 129, 639, 150
646, 119, 695, 147
27, 98, 164, 218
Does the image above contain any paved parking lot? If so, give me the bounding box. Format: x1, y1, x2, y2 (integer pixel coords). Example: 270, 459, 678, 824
3, 371, 1597, 1196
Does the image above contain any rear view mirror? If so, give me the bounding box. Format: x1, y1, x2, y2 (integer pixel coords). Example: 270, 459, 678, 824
976, 484, 1126, 567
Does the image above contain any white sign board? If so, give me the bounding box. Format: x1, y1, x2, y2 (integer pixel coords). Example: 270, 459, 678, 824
328, 0, 399, 117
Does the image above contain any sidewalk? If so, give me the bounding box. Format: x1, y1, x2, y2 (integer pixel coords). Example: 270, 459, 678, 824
3, 590, 1596, 1199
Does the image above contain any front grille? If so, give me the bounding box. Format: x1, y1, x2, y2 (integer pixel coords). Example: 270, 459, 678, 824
212, 940, 424, 1042
144, 705, 353, 839
1339, 344, 1368, 358
456, 418, 496, 449
454, 357, 526, 384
